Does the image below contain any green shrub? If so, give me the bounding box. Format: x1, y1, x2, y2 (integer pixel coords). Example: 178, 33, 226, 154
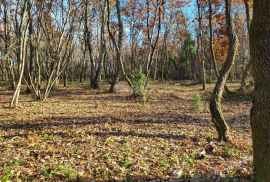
0, 132, 4, 142
0, 159, 24, 181
94, 101, 101, 109
159, 160, 169, 170
193, 94, 203, 111
120, 148, 133, 169
57, 164, 78, 180
180, 154, 196, 177
206, 130, 215, 141
221, 146, 236, 157
42, 163, 78, 180
132, 67, 147, 104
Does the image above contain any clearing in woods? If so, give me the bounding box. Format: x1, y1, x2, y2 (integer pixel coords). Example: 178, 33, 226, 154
0, 82, 252, 181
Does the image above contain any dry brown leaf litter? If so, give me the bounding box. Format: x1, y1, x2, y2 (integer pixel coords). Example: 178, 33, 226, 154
0, 83, 252, 181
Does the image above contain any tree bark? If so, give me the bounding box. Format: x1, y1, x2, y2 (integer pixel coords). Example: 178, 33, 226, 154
144, 0, 164, 88
84, 0, 103, 89
208, 0, 219, 78
10, 0, 30, 107
196, 0, 206, 90
209, 0, 238, 142
93, 2, 106, 89
25, 0, 34, 93
239, 0, 253, 93
106, 0, 132, 93
250, 0, 270, 180
208, 0, 233, 94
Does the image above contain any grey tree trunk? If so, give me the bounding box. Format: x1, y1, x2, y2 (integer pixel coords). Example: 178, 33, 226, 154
107, 0, 133, 93
208, 0, 219, 78
239, 0, 253, 94
10, 0, 29, 107
196, 0, 206, 90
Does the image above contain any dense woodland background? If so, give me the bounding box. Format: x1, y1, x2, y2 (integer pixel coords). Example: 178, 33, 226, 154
0, 0, 253, 103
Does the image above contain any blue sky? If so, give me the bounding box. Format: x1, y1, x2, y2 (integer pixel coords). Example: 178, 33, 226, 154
182, 0, 197, 38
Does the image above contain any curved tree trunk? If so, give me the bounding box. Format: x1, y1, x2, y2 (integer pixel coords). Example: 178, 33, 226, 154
208, 0, 233, 95
209, 0, 238, 142
250, 0, 270, 180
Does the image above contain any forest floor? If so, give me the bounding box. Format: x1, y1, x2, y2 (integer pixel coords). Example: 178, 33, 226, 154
0, 82, 252, 182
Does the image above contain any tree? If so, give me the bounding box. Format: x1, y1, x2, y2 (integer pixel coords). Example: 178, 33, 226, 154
144, 0, 164, 86
26, 0, 76, 101
239, 0, 253, 94
10, 0, 31, 107
196, 0, 206, 90
84, 0, 105, 89
250, 0, 270, 180
106, 0, 132, 93
208, 0, 232, 94
208, 0, 219, 79
209, 0, 238, 142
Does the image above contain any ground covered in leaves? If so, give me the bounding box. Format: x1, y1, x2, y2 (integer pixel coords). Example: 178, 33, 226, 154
0, 82, 252, 181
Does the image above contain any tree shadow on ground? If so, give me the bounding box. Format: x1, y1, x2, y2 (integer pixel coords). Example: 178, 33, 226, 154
86, 131, 186, 140
72, 174, 252, 182
228, 114, 250, 131
0, 112, 210, 141
0, 112, 210, 131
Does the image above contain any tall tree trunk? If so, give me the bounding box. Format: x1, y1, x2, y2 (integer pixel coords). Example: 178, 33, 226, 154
144, 0, 164, 88
92, 2, 106, 90
208, 0, 232, 94
208, 0, 219, 78
107, 0, 132, 93
25, 0, 34, 93
10, 0, 29, 107
250, 0, 270, 180
239, 0, 253, 93
209, 0, 238, 142
3, 1, 15, 89
84, 0, 98, 89
196, 0, 206, 90
10, 32, 28, 107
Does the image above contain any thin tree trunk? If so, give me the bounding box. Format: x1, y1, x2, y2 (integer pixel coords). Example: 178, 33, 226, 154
92, 2, 106, 90
209, 0, 238, 142
196, 0, 206, 90
208, 0, 219, 78
250, 0, 270, 180
208, 0, 233, 94
25, 0, 34, 93
10, 1, 29, 107
144, 0, 164, 88
239, 0, 252, 93
79, 48, 86, 83
106, 0, 132, 93
84, 1, 96, 89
